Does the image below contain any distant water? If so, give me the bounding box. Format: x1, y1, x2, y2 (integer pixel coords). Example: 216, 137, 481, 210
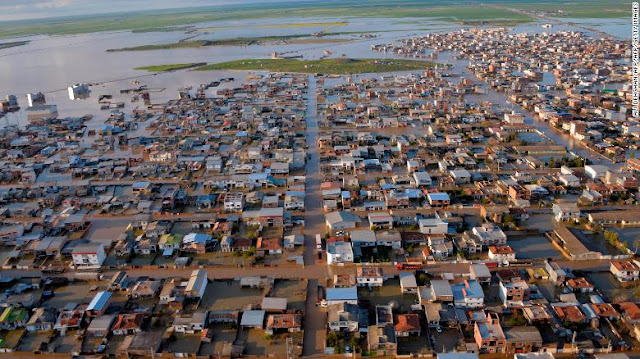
0, 16, 629, 131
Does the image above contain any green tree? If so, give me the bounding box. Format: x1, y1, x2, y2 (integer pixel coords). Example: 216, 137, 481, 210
327, 332, 339, 348
507, 314, 527, 327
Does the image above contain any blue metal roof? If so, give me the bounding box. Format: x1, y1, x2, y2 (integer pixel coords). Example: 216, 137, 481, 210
87, 291, 112, 311
428, 192, 450, 201
326, 287, 358, 301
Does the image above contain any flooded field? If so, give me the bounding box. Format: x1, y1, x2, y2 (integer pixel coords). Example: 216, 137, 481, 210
611, 227, 640, 254
508, 236, 562, 259
271, 279, 307, 311
358, 277, 417, 313
43, 281, 97, 310
200, 280, 264, 311
587, 272, 638, 302
522, 214, 556, 233
518, 132, 549, 144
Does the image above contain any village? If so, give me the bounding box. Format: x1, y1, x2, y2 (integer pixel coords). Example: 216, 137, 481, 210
0, 25, 638, 359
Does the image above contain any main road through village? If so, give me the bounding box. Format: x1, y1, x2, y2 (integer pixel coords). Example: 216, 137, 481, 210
300, 74, 328, 357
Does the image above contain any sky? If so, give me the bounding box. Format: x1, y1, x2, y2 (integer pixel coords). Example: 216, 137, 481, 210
0, 0, 302, 22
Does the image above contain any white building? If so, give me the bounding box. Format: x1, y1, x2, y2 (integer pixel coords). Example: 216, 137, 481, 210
223, 192, 245, 212
451, 280, 484, 308
413, 172, 432, 187
68, 83, 90, 100
418, 214, 448, 235
356, 267, 384, 287
504, 111, 525, 124
610, 260, 640, 282
450, 169, 471, 184
26, 92, 45, 107
552, 202, 581, 222
325, 287, 358, 306
71, 242, 106, 269
325, 211, 361, 232
328, 303, 359, 332
471, 224, 507, 247
498, 279, 530, 308
399, 272, 418, 294
284, 191, 305, 211
327, 242, 354, 265
350, 229, 377, 247
487, 245, 516, 262
558, 173, 581, 188
585, 165, 609, 180
185, 269, 208, 298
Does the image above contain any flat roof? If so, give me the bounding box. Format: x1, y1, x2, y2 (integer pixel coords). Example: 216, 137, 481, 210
553, 226, 593, 256
326, 287, 358, 301
87, 291, 112, 311
240, 310, 265, 327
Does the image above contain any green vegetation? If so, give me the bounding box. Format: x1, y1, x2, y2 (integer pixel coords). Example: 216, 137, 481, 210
134, 63, 206, 72
548, 156, 586, 168
506, 313, 528, 327
505, 0, 629, 19
0, 40, 29, 50
604, 230, 628, 252
0, 0, 536, 39
194, 58, 438, 74
0, 0, 628, 39
108, 33, 354, 51
131, 26, 196, 33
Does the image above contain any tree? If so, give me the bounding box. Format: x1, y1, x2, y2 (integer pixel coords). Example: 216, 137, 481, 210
327, 332, 339, 348
604, 230, 620, 246
503, 214, 515, 226
507, 314, 527, 327
591, 223, 603, 233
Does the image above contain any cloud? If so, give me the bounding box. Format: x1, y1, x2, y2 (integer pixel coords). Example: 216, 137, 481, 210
0, 0, 74, 11
35, 0, 75, 9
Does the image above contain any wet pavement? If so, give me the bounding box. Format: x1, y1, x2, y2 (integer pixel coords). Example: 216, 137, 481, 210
302, 74, 329, 357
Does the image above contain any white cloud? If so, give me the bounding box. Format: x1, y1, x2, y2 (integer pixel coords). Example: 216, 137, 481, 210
35, 0, 75, 9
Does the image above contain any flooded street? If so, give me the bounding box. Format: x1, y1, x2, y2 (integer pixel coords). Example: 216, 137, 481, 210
440, 52, 626, 168
302, 74, 328, 357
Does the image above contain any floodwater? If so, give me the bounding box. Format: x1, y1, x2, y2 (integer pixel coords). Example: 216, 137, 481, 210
0, 17, 456, 96
0, 16, 628, 120
611, 227, 640, 254
508, 235, 563, 259
0, 15, 633, 166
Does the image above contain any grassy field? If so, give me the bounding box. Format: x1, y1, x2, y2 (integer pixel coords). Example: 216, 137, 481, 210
134, 62, 206, 72
504, 0, 629, 19
0, 40, 29, 50
131, 25, 196, 33
194, 58, 438, 74
0, 0, 628, 39
287, 38, 352, 44
108, 33, 353, 51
